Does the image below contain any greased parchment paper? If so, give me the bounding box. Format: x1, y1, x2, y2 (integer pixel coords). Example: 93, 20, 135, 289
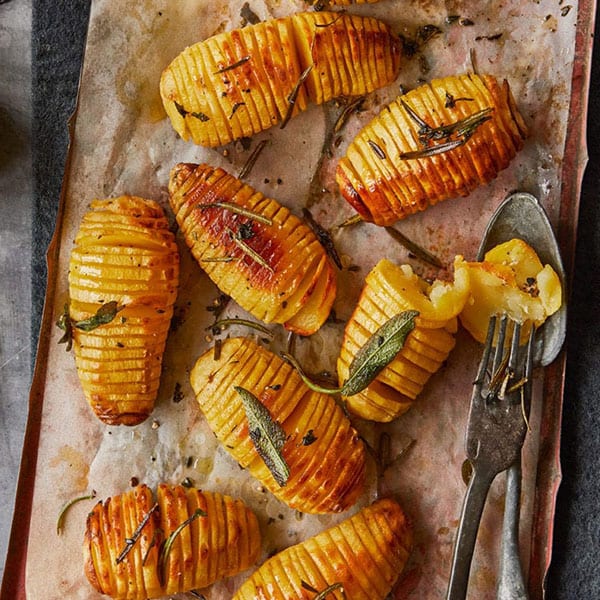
26, 0, 579, 598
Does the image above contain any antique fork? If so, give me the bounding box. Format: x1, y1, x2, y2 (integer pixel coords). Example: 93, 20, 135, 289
446, 315, 535, 600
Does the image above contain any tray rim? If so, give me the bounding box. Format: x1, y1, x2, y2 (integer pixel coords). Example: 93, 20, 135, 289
1, 0, 596, 597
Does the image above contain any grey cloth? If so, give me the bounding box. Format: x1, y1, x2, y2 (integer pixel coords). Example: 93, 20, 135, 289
30, 1, 600, 597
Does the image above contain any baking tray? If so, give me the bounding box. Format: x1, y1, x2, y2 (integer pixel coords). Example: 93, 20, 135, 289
2, 0, 595, 598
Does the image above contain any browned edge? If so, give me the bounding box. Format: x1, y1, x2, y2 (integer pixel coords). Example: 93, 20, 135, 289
0, 15, 92, 600
529, 0, 597, 597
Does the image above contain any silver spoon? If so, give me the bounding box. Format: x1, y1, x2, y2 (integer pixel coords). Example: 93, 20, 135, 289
476, 191, 567, 599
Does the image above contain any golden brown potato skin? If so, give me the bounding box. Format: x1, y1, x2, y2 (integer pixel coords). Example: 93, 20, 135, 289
336, 74, 528, 226
169, 162, 336, 335
83, 484, 261, 600
190, 337, 366, 514
232, 497, 412, 599
160, 12, 401, 146
68, 197, 179, 426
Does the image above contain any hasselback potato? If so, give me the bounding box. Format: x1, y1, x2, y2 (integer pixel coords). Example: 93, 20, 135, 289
337, 258, 470, 422
232, 497, 412, 599
169, 162, 336, 335
160, 12, 401, 146
336, 74, 528, 226
190, 337, 366, 513
83, 484, 261, 599
67, 197, 179, 426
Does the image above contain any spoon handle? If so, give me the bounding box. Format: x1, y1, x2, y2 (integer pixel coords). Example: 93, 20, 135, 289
497, 458, 529, 600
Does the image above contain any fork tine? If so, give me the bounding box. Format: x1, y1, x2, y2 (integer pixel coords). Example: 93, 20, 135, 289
508, 320, 522, 372
492, 315, 509, 374
475, 315, 497, 384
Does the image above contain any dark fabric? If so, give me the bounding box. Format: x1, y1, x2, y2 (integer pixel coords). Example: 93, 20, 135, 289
31, 1, 600, 596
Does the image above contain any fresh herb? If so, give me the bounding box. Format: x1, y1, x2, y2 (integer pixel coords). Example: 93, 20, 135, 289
201, 256, 236, 263
399, 101, 493, 159
368, 140, 387, 160
385, 227, 443, 268
115, 502, 160, 564
228, 227, 274, 273
302, 208, 342, 269
280, 65, 313, 129
189, 591, 207, 600
141, 529, 161, 566
201, 200, 273, 232
340, 310, 419, 396
235, 386, 290, 487
301, 580, 346, 599
301, 430, 317, 446
214, 56, 251, 74
174, 101, 210, 121
229, 101, 246, 119
336, 213, 362, 229
158, 508, 206, 583
57, 301, 123, 351
333, 96, 365, 134
315, 12, 346, 28
56, 491, 97, 535
238, 139, 269, 179
284, 312, 418, 396
444, 91, 474, 109
208, 317, 274, 338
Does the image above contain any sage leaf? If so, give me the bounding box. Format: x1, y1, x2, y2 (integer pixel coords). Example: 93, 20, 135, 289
74, 301, 122, 331
235, 386, 290, 487
340, 310, 419, 396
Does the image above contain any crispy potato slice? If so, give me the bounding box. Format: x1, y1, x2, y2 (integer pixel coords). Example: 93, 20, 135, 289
233, 497, 412, 599
337, 258, 468, 421
190, 337, 366, 513
83, 484, 260, 599
169, 162, 336, 335
336, 74, 528, 225
160, 12, 401, 146
68, 197, 179, 426
458, 238, 562, 343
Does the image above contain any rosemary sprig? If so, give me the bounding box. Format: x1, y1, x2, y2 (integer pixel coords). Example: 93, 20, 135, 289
302, 208, 342, 269
56, 491, 96, 535
385, 227, 443, 268
208, 317, 274, 338
158, 508, 206, 584
228, 227, 274, 273
301, 580, 346, 599
235, 386, 290, 487
333, 96, 365, 134
214, 55, 251, 74
280, 65, 313, 130
116, 502, 159, 564
336, 213, 363, 229
368, 140, 387, 160
398, 138, 467, 160
238, 139, 269, 179
201, 201, 273, 226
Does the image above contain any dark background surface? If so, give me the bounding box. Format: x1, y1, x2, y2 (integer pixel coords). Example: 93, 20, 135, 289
30, 1, 599, 597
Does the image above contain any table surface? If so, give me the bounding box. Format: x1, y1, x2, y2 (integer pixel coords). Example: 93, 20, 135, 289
1, 1, 599, 597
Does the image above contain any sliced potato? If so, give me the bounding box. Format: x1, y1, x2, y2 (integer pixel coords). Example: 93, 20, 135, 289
337, 258, 469, 421
83, 484, 260, 600
336, 74, 528, 225
190, 337, 366, 513
458, 238, 562, 343
160, 12, 401, 146
232, 497, 412, 600
68, 197, 179, 426
169, 162, 336, 335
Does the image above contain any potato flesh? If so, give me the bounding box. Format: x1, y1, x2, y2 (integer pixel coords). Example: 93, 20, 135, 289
338, 259, 468, 422
336, 74, 528, 226
232, 498, 412, 600
190, 337, 366, 513
169, 162, 336, 335
160, 12, 401, 146
68, 197, 179, 426
83, 484, 260, 600
458, 238, 563, 343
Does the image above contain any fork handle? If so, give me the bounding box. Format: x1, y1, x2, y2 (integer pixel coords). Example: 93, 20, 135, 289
497, 458, 529, 599
446, 466, 496, 600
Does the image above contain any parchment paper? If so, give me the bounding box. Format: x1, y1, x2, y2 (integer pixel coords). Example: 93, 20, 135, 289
25, 0, 579, 598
